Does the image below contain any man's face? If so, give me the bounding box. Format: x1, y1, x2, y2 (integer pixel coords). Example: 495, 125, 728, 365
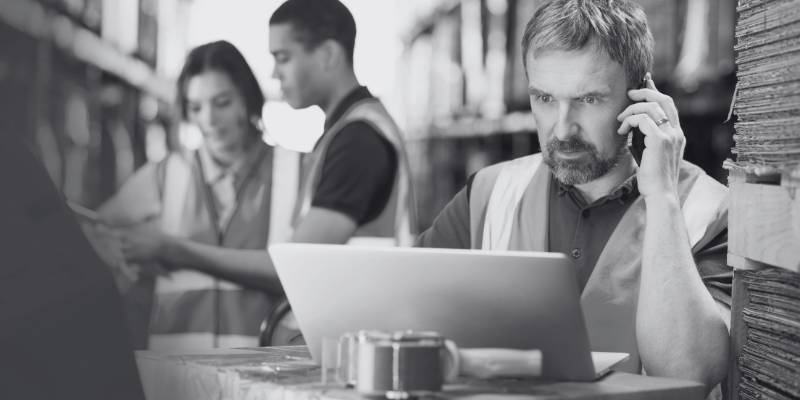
525, 44, 630, 185
269, 23, 325, 109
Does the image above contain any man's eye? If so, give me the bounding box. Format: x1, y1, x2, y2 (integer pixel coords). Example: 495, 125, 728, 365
537, 94, 553, 103
581, 96, 597, 104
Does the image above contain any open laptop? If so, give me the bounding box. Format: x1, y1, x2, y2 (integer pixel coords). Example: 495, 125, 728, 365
268, 243, 628, 381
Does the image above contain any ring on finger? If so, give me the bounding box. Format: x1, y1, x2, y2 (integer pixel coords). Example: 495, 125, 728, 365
655, 116, 670, 126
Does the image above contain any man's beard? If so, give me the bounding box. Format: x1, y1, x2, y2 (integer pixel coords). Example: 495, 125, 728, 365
542, 134, 628, 185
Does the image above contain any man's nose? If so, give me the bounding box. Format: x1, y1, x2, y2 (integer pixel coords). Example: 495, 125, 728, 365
553, 103, 578, 141
271, 66, 281, 81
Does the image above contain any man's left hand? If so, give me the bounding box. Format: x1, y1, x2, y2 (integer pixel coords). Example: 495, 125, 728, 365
617, 76, 685, 199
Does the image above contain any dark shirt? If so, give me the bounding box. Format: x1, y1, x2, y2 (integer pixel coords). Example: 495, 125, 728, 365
549, 174, 638, 290
416, 170, 731, 302
311, 86, 398, 225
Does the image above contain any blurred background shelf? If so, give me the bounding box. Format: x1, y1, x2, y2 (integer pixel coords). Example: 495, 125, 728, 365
423, 111, 536, 139
0, 0, 173, 101
0, 0, 186, 208
0, 0, 741, 229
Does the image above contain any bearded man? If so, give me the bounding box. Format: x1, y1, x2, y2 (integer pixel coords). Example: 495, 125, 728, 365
416, 0, 730, 395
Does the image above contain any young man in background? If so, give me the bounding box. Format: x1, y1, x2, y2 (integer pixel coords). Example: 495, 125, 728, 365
270, 0, 415, 246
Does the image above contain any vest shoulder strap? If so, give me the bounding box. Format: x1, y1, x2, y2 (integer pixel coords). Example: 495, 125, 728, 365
469, 154, 543, 248
314, 98, 399, 155
338, 99, 399, 140
469, 161, 507, 248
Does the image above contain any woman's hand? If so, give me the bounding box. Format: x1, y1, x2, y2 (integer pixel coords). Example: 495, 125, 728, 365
116, 221, 170, 263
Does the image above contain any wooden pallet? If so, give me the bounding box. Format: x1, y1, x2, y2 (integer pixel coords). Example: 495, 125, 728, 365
727, 165, 800, 273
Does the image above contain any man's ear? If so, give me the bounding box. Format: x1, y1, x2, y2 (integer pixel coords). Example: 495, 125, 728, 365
319, 39, 344, 71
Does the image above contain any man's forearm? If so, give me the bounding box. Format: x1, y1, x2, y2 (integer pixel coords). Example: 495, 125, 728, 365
637, 194, 729, 391
161, 238, 284, 295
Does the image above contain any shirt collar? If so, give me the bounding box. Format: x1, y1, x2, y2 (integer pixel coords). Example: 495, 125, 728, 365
555, 172, 639, 206
324, 86, 373, 131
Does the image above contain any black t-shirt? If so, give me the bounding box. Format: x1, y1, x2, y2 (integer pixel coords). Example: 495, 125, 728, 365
310, 86, 398, 225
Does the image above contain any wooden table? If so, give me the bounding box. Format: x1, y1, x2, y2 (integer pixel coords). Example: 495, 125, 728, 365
136, 346, 705, 400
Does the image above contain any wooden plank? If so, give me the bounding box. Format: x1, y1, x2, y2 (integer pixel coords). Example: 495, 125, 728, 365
728, 174, 800, 273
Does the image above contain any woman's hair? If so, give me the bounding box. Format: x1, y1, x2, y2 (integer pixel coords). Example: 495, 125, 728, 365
176, 40, 265, 123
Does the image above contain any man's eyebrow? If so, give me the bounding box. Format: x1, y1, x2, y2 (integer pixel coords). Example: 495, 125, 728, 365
575, 89, 611, 98
528, 86, 548, 95
527, 86, 612, 98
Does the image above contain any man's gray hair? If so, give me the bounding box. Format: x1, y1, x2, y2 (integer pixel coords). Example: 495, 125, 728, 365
522, 0, 654, 88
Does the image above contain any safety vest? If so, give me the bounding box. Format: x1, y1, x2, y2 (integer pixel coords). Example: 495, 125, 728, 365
468, 153, 728, 373
149, 143, 275, 352
292, 97, 416, 246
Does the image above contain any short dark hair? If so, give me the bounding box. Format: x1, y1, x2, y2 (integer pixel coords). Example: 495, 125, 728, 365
269, 0, 357, 64
176, 40, 265, 122
522, 0, 653, 88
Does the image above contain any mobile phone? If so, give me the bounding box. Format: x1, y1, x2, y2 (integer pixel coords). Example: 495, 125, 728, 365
629, 75, 649, 165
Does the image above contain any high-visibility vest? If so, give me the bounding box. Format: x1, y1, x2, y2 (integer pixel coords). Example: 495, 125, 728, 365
292, 98, 416, 247
149, 143, 276, 352
468, 153, 728, 373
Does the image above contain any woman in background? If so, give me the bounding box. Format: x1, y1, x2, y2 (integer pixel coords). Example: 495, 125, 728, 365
98, 40, 282, 351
